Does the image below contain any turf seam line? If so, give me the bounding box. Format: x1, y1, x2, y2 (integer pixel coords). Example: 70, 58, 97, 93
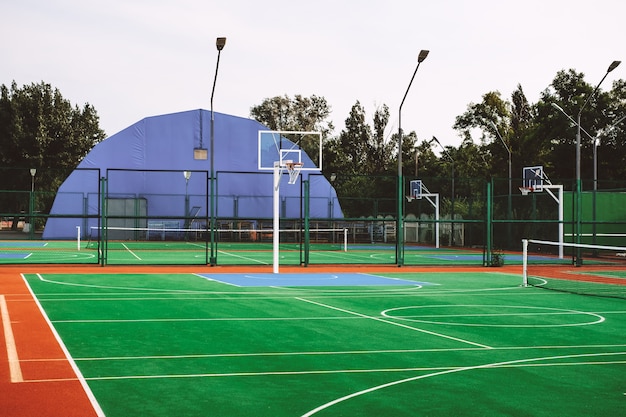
70, 343, 626, 362
76, 357, 626, 381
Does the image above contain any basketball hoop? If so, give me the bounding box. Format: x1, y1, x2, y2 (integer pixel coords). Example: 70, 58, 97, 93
519, 186, 533, 196
285, 161, 304, 184
406, 195, 415, 202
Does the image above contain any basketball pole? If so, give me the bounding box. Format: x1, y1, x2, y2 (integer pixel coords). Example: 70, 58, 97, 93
397, 49, 429, 266
273, 161, 281, 274
574, 60, 620, 266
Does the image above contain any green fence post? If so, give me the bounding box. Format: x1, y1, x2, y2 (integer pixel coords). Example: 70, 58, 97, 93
485, 180, 493, 266
100, 176, 108, 266
396, 175, 404, 266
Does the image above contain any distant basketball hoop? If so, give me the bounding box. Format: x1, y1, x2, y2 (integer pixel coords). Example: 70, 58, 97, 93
285, 161, 304, 184
519, 186, 534, 196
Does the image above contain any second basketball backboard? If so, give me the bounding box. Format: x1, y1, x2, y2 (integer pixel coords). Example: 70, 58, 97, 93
522, 165, 544, 192
258, 130, 322, 171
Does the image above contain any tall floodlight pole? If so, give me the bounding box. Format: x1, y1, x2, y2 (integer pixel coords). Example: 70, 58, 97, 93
29, 168, 36, 239
553, 103, 625, 250
490, 122, 512, 249
574, 60, 620, 266
397, 49, 429, 266
209, 37, 226, 266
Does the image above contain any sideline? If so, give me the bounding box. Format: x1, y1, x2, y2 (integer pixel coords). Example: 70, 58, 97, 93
0, 294, 23, 383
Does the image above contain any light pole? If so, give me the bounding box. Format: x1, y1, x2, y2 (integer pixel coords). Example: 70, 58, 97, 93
29, 168, 36, 239
574, 60, 620, 266
397, 49, 429, 266
209, 36, 226, 266
432, 136, 454, 246
553, 102, 625, 250
490, 122, 512, 249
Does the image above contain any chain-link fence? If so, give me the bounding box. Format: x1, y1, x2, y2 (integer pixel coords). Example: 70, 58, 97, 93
2, 167, 625, 266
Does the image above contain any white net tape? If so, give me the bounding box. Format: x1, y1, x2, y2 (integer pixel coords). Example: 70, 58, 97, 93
286, 162, 304, 184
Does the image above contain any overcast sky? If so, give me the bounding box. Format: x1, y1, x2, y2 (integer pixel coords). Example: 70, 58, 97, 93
2, 0, 624, 148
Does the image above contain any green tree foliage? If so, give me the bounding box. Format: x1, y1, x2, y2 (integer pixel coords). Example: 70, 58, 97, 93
322, 102, 400, 217
0, 81, 105, 222
0, 81, 105, 177
537, 70, 626, 184
249, 94, 334, 136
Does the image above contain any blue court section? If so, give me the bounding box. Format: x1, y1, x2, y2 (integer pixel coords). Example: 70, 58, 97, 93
0, 253, 30, 259
199, 273, 431, 287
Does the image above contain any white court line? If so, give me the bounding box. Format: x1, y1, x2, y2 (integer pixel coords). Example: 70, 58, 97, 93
215, 250, 270, 264
75, 356, 626, 382
300, 351, 626, 417
21, 274, 106, 417
0, 294, 23, 383
37, 273, 204, 293
296, 297, 492, 349
121, 243, 141, 260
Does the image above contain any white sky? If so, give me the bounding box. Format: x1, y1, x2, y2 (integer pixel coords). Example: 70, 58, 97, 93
2, 0, 624, 147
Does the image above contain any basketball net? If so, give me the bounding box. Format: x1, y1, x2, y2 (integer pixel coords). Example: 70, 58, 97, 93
519, 186, 534, 196
285, 162, 304, 184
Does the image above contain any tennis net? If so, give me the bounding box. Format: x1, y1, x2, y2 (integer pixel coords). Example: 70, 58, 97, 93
87, 226, 349, 251
522, 239, 626, 299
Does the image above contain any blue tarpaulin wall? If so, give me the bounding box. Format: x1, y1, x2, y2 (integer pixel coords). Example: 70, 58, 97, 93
43, 109, 342, 239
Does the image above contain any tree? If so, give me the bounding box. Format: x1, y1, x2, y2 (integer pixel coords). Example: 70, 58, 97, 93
453, 86, 536, 182
536, 69, 626, 184
0, 81, 106, 226
249, 94, 334, 137
322, 102, 397, 217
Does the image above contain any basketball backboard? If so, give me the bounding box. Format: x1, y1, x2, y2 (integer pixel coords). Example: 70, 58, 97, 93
409, 180, 423, 199
258, 130, 322, 171
522, 166, 544, 192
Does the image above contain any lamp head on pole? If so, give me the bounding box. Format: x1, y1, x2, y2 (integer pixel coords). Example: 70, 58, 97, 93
607, 60, 621, 73
216, 37, 226, 51
183, 171, 191, 181
418, 50, 429, 63
30, 168, 36, 177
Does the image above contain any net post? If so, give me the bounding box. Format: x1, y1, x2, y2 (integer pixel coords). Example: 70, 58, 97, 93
343, 228, 348, 252
522, 239, 528, 287
76, 226, 81, 251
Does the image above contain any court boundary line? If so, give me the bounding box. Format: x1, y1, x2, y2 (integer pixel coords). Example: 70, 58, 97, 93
21, 274, 106, 417
0, 294, 23, 383
45, 355, 625, 382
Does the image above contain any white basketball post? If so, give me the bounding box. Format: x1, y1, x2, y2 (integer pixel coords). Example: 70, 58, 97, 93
258, 130, 323, 274
407, 180, 440, 248
543, 184, 564, 259
521, 166, 563, 259
273, 161, 281, 273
